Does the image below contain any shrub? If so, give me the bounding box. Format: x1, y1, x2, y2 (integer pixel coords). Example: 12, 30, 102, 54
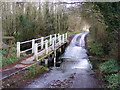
1, 47, 19, 67
100, 59, 119, 74
88, 42, 104, 57
2, 55, 19, 67
105, 73, 120, 88
99, 59, 119, 88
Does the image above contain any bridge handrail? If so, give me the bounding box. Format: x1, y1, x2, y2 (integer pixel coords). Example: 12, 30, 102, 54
20, 33, 56, 44
17, 33, 68, 58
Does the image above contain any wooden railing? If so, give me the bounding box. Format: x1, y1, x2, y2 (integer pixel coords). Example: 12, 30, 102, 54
17, 33, 68, 61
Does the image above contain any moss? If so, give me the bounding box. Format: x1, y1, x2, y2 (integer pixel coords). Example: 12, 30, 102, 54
38, 50, 54, 60
27, 65, 36, 70
26, 65, 48, 78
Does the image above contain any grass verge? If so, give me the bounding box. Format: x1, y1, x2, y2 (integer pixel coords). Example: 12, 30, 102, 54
2, 63, 49, 88
99, 59, 120, 88
0, 47, 19, 67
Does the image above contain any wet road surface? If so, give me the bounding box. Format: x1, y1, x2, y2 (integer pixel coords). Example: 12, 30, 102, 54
23, 32, 101, 88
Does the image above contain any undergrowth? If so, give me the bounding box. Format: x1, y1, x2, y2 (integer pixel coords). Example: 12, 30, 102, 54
68, 30, 86, 36
0, 47, 19, 67
99, 59, 120, 88
26, 65, 48, 78
87, 36, 119, 88
2, 64, 49, 88
88, 42, 104, 57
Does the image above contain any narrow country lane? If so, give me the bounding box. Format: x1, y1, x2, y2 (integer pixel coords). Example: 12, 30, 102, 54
23, 32, 101, 88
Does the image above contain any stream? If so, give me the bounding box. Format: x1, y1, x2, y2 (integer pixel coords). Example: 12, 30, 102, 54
23, 32, 100, 88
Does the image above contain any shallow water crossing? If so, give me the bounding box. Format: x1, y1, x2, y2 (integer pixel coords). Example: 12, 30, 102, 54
24, 32, 100, 88
61, 32, 92, 73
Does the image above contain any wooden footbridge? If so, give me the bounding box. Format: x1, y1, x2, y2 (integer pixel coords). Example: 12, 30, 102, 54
1, 33, 68, 81
17, 33, 68, 63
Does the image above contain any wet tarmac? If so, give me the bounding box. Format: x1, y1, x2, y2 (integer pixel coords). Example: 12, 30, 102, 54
23, 67, 100, 88
23, 32, 101, 88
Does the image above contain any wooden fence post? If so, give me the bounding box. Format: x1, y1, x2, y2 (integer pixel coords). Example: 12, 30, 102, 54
57, 33, 60, 41
32, 39, 35, 53
65, 33, 67, 40
52, 38, 55, 50
45, 40, 48, 54
49, 35, 52, 45
59, 35, 61, 45
62, 34, 65, 43
41, 37, 44, 49
17, 42, 20, 58
45, 59, 48, 67
54, 34, 56, 43
34, 43, 38, 61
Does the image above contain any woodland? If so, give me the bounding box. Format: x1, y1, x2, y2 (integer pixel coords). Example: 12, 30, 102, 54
1, 1, 120, 88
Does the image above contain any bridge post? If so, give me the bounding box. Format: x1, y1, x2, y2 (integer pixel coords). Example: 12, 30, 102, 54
17, 42, 20, 58
57, 33, 60, 41
65, 33, 68, 40
54, 34, 56, 43
34, 43, 38, 61
58, 35, 60, 44
45, 59, 48, 67
52, 38, 56, 67
58, 33, 60, 36
45, 40, 48, 54
49, 35, 52, 45
62, 34, 65, 43
52, 38, 55, 50
41, 37, 44, 49
59, 35, 61, 45
32, 39, 35, 53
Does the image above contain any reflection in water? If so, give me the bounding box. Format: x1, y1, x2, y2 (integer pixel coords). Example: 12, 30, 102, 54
61, 32, 92, 73
24, 32, 96, 88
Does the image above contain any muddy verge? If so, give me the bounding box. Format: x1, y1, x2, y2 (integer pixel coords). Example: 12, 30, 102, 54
1, 54, 34, 71
89, 58, 105, 88
2, 64, 49, 88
